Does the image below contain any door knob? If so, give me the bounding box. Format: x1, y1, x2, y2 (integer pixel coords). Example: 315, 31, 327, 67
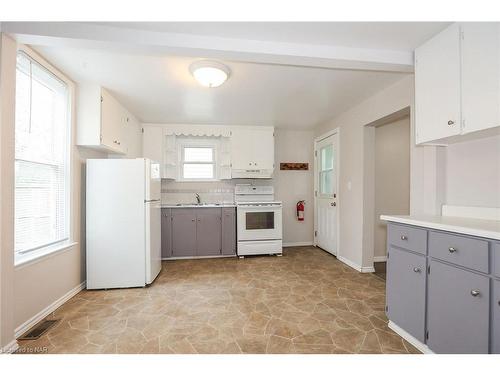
400, 235, 408, 241
470, 290, 480, 297
413, 267, 421, 273
448, 120, 455, 126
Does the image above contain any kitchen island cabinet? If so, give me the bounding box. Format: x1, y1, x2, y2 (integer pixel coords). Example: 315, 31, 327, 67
382, 217, 500, 354
161, 206, 236, 259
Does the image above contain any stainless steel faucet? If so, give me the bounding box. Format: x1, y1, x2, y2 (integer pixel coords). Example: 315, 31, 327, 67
195, 193, 201, 204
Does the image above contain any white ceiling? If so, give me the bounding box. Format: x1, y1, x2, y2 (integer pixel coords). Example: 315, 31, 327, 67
32, 22, 448, 129
94, 22, 449, 51
37, 46, 408, 129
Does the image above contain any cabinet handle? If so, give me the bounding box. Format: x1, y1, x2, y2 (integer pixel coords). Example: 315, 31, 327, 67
249, 163, 252, 166
400, 235, 408, 241
470, 290, 480, 297
413, 267, 421, 273
191, 219, 195, 222
448, 120, 455, 126
448, 247, 457, 253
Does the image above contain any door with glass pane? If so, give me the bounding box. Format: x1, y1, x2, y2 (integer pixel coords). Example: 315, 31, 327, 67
315, 133, 338, 255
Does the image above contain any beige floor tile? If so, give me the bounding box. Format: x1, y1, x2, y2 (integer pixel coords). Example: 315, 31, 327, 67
16, 247, 417, 354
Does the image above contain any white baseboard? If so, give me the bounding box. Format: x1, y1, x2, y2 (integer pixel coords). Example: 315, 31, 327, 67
282, 242, 313, 247
388, 321, 433, 354
1, 339, 19, 354
15, 281, 86, 339
337, 255, 375, 273
373, 255, 387, 262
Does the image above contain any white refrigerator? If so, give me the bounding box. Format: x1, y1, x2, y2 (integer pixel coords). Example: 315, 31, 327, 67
86, 158, 162, 289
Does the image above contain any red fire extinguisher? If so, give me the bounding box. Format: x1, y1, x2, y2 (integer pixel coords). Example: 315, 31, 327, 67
296, 200, 305, 221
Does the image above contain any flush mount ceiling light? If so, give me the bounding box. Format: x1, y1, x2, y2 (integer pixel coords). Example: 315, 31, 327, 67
189, 60, 230, 88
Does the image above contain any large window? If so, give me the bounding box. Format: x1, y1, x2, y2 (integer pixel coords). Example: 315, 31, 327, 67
14, 51, 70, 259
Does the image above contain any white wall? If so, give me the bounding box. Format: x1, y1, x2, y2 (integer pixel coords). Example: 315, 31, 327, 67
445, 135, 500, 208
314, 75, 440, 270
374, 116, 411, 259
274, 129, 315, 246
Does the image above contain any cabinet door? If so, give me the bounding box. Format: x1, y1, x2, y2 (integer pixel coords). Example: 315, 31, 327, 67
230, 128, 256, 170
386, 247, 427, 342
161, 209, 172, 258
100, 88, 125, 152
415, 23, 461, 144
221, 208, 236, 255
143, 126, 164, 164
196, 209, 222, 256
427, 259, 490, 353
172, 210, 197, 257
461, 23, 500, 134
493, 279, 500, 354
253, 129, 274, 170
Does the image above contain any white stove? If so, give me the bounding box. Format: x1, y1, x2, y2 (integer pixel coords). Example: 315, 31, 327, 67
235, 185, 283, 257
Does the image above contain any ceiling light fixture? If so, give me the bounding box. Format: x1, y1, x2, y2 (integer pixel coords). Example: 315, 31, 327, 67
189, 60, 230, 88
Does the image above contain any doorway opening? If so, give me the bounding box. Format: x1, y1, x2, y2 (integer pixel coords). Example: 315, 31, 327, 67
372, 113, 411, 277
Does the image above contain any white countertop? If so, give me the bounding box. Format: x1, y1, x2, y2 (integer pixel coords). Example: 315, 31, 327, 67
380, 214, 500, 241
161, 203, 236, 208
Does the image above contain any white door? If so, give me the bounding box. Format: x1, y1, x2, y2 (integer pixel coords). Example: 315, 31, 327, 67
100, 88, 125, 152
415, 23, 461, 144
315, 133, 338, 255
253, 129, 274, 170
230, 128, 255, 170
461, 22, 500, 134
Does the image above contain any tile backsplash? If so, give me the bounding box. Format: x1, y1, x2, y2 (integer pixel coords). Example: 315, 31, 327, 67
161, 179, 273, 204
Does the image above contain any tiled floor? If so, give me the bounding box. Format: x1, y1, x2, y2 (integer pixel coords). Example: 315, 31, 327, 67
17, 247, 419, 354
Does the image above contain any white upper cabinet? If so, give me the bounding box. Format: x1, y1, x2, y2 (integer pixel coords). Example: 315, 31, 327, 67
230, 127, 275, 178
415, 23, 500, 144
461, 23, 500, 134
415, 23, 462, 144
77, 85, 130, 154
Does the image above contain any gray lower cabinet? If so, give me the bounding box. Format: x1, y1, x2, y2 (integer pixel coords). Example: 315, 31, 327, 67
161, 208, 172, 258
427, 259, 490, 354
493, 279, 500, 354
162, 207, 236, 258
386, 246, 427, 342
172, 209, 197, 257
196, 208, 222, 256
222, 208, 236, 255
386, 223, 498, 353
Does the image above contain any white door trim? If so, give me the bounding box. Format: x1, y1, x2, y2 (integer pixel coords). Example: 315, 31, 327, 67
313, 128, 340, 257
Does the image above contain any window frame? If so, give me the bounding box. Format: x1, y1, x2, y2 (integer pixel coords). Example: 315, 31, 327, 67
177, 137, 220, 182
14, 45, 76, 266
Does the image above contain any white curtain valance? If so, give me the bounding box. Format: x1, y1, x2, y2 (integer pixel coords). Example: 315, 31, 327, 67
163, 124, 231, 137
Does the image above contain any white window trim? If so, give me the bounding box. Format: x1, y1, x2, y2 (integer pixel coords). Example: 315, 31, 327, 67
176, 137, 220, 182
14, 45, 77, 267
